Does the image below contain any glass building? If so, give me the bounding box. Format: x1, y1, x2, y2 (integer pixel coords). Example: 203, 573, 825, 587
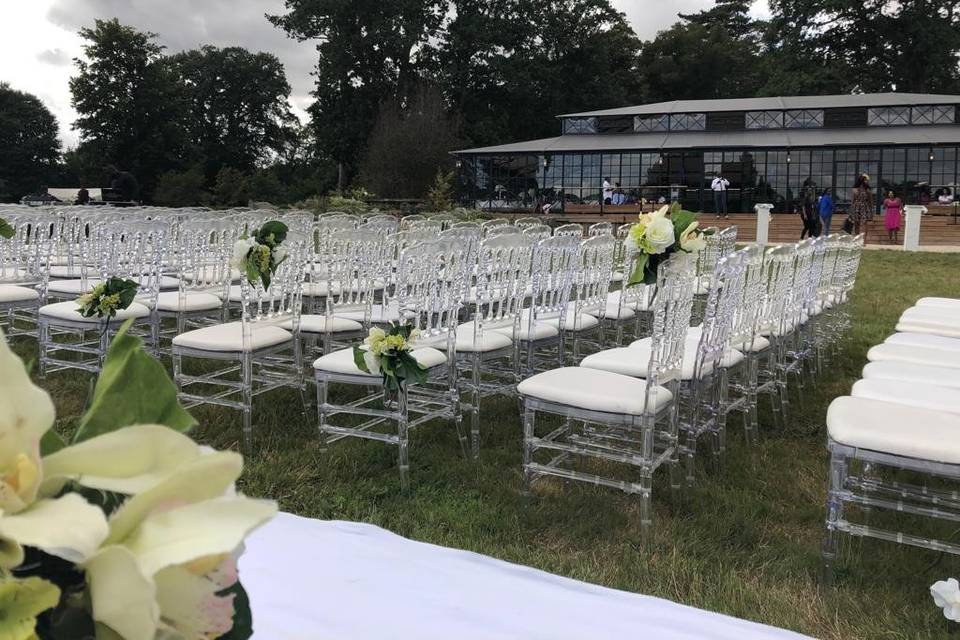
452, 94, 960, 214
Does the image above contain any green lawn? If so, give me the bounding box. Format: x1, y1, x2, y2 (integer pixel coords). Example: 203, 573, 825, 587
26, 250, 960, 639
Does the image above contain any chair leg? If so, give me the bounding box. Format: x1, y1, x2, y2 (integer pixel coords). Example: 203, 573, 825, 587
38, 320, 49, 379
638, 473, 653, 543
821, 449, 848, 586
470, 356, 482, 458
241, 353, 253, 453
397, 389, 410, 491
316, 376, 329, 453
521, 403, 536, 496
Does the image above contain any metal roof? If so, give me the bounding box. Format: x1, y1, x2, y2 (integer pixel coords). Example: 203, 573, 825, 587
558, 93, 960, 118
454, 125, 960, 155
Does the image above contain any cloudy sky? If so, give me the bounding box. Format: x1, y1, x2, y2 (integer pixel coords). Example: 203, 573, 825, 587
0, 0, 768, 148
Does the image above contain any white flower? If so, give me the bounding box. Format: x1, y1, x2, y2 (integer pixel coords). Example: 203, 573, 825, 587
230, 238, 256, 271
932, 579, 960, 621
273, 246, 288, 265
679, 221, 707, 253
363, 350, 381, 376
644, 216, 676, 254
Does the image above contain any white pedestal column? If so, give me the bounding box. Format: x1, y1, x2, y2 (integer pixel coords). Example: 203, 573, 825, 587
903, 205, 925, 251
754, 203, 773, 245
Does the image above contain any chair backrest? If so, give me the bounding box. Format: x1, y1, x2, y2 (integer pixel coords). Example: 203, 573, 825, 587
693, 249, 750, 382
440, 226, 482, 268
526, 236, 580, 328
588, 222, 614, 237
486, 225, 522, 238
359, 214, 399, 234
521, 224, 552, 242
399, 214, 426, 230
726, 244, 767, 352
761, 243, 800, 337
645, 255, 697, 388
450, 220, 481, 231
98, 220, 169, 308
281, 211, 316, 236
408, 218, 444, 235
786, 238, 815, 328
513, 216, 541, 229
696, 225, 737, 283
571, 235, 616, 319
176, 219, 236, 302
428, 214, 457, 229
554, 223, 584, 239
238, 238, 307, 338
322, 230, 384, 324
468, 234, 535, 342
802, 236, 827, 314
0, 213, 52, 286
480, 218, 510, 235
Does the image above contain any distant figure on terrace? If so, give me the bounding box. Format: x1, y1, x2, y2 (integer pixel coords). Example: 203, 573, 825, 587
612, 182, 626, 205
799, 177, 819, 239
107, 165, 140, 202
75, 187, 90, 205
849, 174, 874, 236
711, 173, 729, 218
938, 191, 955, 204
883, 190, 903, 244
602, 177, 613, 205
818, 189, 835, 235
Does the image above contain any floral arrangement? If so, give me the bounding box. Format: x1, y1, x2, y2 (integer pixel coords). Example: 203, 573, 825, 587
75, 277, 139, 319
625, 203, 712, 286
231, 220, 289, 290
0, 217, 13, 239
0, 320, 275, 639
353, 323, 428, 393
932, 578, 960, 624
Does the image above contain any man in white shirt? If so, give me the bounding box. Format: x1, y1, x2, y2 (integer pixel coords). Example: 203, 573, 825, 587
602, 177, 613, 205
711, 174, 730, 218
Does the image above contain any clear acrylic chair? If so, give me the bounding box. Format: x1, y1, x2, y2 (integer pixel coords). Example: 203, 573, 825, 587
692, 225, 737, 322
517, 255, 697, 538
521, 224, 552, 242
408, 218, 444, 235
549, 235, 616, 361
480, 218, 511, 236
513, 216, 541, 229
554, 223, 584, 239
399, 214, 426, 230
0, 213, 51, 336
588, 221, 614, 236
359, 214, 399, 234
485, 225, 523, 237
173, 239, 307, 450
314, 238, 471, 488
38, 220, 167, 376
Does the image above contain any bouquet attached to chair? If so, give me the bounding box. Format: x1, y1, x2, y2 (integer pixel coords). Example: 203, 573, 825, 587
75, 277, 139, 318
353, 324, 428, 393
231, 220, 289, 290
626, 203, 711, 285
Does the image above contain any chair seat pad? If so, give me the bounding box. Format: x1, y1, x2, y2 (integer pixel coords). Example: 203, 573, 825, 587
686, 325, 770, 353
852, 379, 960, 415
867, 343, 960, 369
603, 302, 636, 320
313, 346, 446, 376
154, 291, 223, 312
48, 265, 86, 278
613, 336, 744, 379
917, 297, 960, 309
0, 284, 39, 303
885, 332, 960, 353
441, 322, 513, 352
902, 306, 960, 322
541, 313, 600, 332
606, 288, 651, 312
173, 322, 291, 352
46, 278, 102, 295
180, 267, 242, 283
895, 320, 960, 339
517, 367, 672, 415
338, 302, 416, 324
490, 312, 559, 342
862, 361, 960, 389
39, 300, 151, 323
827, 396, 960, 463
283, 314, 363, 334
301, 281, 342, 298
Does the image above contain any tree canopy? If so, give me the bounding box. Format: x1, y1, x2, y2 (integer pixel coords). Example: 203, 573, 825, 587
0, 83, 61, 201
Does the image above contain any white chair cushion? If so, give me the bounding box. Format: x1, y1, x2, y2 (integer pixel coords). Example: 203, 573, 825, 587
885, 332, 960, 353
852, 379, 960, 415
154, 291, 223, 312
867, 343, 960, 369
338, 302, 416, 324
896, 320, 960, 339
441, 322, 513, 353
606, 288, 651, 312
862, 361, 960, 389
541, 313, 600, 332
48, 265, 86, 278
827, 396, 960, 463
282, 314, 363, 334
0, 284, 39, 303
917, 297, 960, 309
517, 367, 672, 415
603, 302, 636, 320
313, 346, 446, 376
686, 325, 770, 353
489, 310, 559, 342
46, 278, 102, 295
39, 300, 151, 323
172, 322, 291, 352
901, 306, 960, 325
301, 281, 342, 298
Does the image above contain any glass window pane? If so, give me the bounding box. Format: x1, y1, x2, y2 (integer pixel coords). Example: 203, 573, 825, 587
562, 117, 598, 134
784, 109, 824, 128
745, 110, 783, 129
634, 114, 669, 132
669, 113, 706, 131
868, 107, 910, 126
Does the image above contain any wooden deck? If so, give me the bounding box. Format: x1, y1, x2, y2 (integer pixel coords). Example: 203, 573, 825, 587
490, 211, 960, 246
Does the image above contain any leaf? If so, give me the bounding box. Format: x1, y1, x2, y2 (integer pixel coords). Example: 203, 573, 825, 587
74, 319, 196, 443
352, 347, 370, 373
216, 582, 254, 640
256, 221, 288, 247
0, 218, 14, 240
627, 252, 650, 287
39, 430, 66, 456
0, 576, 61, 640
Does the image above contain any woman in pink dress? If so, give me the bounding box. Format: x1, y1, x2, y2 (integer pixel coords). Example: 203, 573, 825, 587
883, 190, 903, 244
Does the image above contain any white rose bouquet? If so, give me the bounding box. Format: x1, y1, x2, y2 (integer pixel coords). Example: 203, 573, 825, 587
230, 220, 289, 290
0, 320, 275, 639
625, 203, 713, 285
353, 323, 428, 393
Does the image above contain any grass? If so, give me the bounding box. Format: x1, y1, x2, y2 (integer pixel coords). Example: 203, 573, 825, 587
21, 249, 960, 639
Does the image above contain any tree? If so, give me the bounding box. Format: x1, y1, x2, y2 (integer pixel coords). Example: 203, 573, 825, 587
153, 166, 209, 207
269, 0, 448, 184
69, 19, 188, 200
169, 46, 297, 177
358, 83, 461, 198
0, 84, 60, 202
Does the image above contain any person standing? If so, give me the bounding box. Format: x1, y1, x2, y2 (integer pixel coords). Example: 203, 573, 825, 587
799, 178, 819, 238
602, 177, 613, 205
849, 174, 874, 236
882, 190, 903, 244
711, 173, 730, 218
818, 189, 835, 235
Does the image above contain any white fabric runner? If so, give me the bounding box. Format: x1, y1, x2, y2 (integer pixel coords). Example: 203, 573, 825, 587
241, 513, 811, 640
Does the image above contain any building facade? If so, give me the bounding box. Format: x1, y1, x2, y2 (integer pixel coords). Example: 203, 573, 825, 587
453, 94, 960, 214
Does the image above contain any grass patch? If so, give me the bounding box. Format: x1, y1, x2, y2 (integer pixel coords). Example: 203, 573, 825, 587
18, 249, 960, 639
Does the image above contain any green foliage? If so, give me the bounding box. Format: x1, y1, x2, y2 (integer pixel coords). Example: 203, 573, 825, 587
0, 576, 61, 640
0, 83, 60, 203
154, 166, 209, 207
0, 217, 14, 239
74, 319, 196, 443
75, 278, 139, 319
353, 323, 429, 393
425, 168, 456, 212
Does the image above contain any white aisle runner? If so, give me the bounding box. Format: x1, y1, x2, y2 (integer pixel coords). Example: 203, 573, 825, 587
241, 513, 812, 640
